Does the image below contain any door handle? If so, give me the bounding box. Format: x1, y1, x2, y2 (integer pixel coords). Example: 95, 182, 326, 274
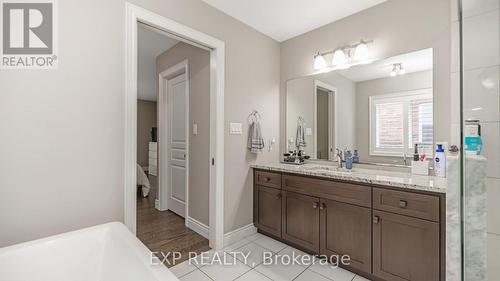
275, 193, 282, 200
373, 216, 380, 224
313, 202, 318, 209
319, 203, 326, 210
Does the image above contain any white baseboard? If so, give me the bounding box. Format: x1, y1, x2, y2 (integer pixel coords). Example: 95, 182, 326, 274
186, 217, 209, 239
224, 223, 257, 247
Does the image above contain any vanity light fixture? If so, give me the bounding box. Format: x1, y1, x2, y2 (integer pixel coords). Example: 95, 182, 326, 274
313, 39, 373, 71
314, 52, 327, 70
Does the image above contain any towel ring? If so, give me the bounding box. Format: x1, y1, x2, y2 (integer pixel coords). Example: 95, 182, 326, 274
248, 110, 261, 124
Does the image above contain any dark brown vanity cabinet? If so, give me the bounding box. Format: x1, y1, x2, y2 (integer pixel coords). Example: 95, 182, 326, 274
253, 169, 444, 281
254, 185, 282, 237
320, 198, 372, 273
372, 210, 440, 281
282, 191, 320, 252
372, 187, 441, 281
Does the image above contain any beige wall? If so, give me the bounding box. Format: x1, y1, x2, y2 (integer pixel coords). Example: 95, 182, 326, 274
355, 70, 433, 164
156, 42, 211, 226
137, 100, 157, 167
280, 0, 451, 155
0, 0, 280, 246
286, 78, 315, 155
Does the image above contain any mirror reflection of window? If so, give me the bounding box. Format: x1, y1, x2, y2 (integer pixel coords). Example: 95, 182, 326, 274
370, 89, 433, 157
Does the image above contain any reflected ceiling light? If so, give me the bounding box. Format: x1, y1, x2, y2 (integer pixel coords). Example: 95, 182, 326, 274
391, 63, 405, 77
314, 53, 327, 70
398, 64, 406, 75
481, 78, 496, 89
332, 49, 347, 66
390, 65, 397, 77
354, 40, 369, 61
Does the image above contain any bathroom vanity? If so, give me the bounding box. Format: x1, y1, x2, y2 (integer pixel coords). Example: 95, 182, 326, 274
252, 163, 446, 281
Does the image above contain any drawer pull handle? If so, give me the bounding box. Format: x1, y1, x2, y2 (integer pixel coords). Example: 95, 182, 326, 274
373, 216, 380, 224
320, 203, 326, 210
275, 193, 282, 200
399, 200, 408, 208
313, 202, 318, 209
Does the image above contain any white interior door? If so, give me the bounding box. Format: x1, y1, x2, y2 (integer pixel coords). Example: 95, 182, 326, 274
166, 73, 187, 217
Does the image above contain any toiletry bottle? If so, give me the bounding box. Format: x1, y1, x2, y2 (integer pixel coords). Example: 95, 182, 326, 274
345, 150, 353, 170
434, 144, 446, 177
413, 144, 419, 161
353, 150, 359, 163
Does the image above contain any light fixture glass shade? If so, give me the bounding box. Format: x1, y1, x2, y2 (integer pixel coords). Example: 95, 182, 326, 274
314, 54, 327, 70
390, 66, 397, 77
332, 49, 347, 66
354, 42, 369, 61
398, 65, 406, 75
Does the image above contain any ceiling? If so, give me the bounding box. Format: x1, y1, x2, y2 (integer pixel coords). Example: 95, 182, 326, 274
201, 0, 386, 42
138, 23, 179, 101
337, 48, 434, 82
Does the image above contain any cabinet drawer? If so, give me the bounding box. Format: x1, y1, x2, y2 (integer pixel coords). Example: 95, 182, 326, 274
373, 188, 440, 222
255, 170, 282, 189
283, 174, 371, 207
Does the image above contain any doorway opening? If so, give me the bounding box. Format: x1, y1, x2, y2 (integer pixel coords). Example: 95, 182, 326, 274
125, 3, 226, 265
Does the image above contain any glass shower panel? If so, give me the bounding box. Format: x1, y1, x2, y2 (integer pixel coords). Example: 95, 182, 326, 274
460, 0, 500, 280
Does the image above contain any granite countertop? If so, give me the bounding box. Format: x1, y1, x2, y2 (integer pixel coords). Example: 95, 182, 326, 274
250, 162, 447, 194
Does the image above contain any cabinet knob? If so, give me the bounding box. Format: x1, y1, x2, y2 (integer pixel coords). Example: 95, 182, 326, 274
373, 216, 380, 224
399, 200, 408, 208
275, 193, 282, 200
313, 202, 318, 209
264, 177, 271, 182
319, 203, 326, 210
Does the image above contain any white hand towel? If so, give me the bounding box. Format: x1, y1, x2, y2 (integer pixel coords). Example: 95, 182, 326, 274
296, 124, 306, 148
248, 121, 265, 153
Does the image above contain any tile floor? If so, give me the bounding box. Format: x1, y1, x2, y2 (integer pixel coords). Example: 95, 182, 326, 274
170, 232, 371, 281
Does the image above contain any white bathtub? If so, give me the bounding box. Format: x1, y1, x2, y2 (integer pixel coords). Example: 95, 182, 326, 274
0, 222, 178, 281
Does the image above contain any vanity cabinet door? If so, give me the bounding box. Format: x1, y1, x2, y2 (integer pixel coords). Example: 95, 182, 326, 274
320, 198, 371, 274
282, 191, 320, 252
254, 185, 282, 237
373, 210, 440, 281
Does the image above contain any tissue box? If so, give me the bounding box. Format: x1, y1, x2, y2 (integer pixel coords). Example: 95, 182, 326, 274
412, 160, 429, 175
